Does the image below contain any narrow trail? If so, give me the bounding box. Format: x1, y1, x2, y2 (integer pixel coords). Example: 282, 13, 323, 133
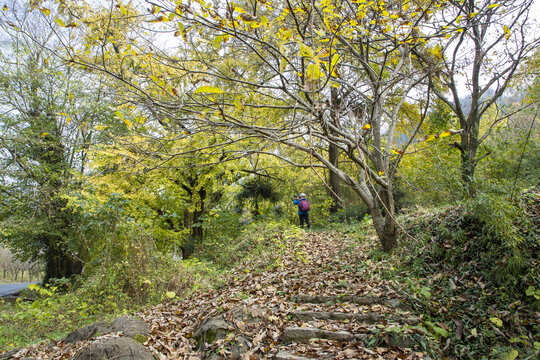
141, 231, 428, 359
7, 231, 429, 359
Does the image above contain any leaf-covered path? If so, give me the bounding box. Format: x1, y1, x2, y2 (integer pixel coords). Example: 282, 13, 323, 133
10, 231, 429, 359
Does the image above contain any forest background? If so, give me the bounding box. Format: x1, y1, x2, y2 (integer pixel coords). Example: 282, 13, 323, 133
0, 0, 538, 358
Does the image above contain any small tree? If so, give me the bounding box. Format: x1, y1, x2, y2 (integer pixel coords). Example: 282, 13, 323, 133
237, 177, 279, 218
414, 0, 538, 197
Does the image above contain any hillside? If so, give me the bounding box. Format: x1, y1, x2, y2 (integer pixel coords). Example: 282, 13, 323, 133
4, 230, 428, 360
3, 194, 539, 360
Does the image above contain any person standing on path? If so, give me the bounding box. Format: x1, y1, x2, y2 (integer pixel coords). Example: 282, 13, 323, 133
293, 193, 311, 229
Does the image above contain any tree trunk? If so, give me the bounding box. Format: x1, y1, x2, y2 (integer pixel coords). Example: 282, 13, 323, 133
370, 205, 398, 252
461, 155, 477, 197
191, 188, 206, 240
43, 243, 83, 283
460, 131, 478, 198
328, 87, 343, 214
182, 187, 207, 259
368, 185, 398, 252
328, 142, 342, 214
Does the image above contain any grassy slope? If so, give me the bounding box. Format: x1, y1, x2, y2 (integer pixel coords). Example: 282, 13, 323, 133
1, 204, 538, 359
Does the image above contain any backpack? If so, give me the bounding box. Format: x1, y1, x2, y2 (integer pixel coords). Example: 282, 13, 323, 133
299, 199, 310, 212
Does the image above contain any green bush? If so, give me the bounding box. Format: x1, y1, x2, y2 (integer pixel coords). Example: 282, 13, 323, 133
331, 205, 368, 224
393, 190, 540, 358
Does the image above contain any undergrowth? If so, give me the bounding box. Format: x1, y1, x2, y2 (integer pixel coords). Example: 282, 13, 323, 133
383, 188, 540, 359
0, 219, 298, 352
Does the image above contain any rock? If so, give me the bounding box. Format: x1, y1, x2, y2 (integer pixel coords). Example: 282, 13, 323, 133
193, 313, 250, 360
73, 337, 154, 360
108, 317, 151, 338
275, 350, 313, 360
63, 316, 150, 344
64, 323, 108, 344
193, 317, 232, 346
282, 326, 354, 343
293, 294, 401, 307
0, 349, 22, 359
292, 310, 419, 324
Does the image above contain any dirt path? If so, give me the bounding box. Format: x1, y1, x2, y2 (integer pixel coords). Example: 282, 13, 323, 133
140, 231, 428, 359
6, 231, 429, 359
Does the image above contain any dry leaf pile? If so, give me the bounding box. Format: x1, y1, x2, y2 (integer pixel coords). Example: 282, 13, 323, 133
7, 231, 429, 359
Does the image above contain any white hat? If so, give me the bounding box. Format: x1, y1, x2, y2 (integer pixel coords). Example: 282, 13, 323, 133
300, 193, 306, 198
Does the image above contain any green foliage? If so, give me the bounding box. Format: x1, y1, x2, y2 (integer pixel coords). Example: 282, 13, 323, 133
331, 205, 368, 224
196, 219, 302, 270
478, 114, 539, 194
236, 177, 279, 217
392, 191, 540, 358
428, 99, 457, 134
397, 139, 463, 206
0, 20, 119, 281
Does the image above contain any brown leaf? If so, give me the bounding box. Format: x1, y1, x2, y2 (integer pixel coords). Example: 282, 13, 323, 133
454, 318, 464, 340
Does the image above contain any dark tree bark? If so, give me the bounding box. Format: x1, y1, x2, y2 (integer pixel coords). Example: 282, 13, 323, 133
328, 142, 341, 214
180, 177, 207, 259
43, 243, 84, 283
328, 88, 343, 214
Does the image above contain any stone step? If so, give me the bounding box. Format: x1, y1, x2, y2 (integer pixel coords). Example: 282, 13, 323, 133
293, 294, 401, 307
283, 326, 355, 343
275, 350, 313, 360
282, 326, 422, 349
292, 310, 420, 325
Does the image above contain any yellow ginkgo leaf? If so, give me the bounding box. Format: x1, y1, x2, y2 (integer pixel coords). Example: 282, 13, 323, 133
54, 18, 66, 27
504, 25, 510, 40
403, 0, 410, 11
362, 124, 371, 130
194, 86, 225, 94
439, 131, 451, 138
432, 44, 443, 60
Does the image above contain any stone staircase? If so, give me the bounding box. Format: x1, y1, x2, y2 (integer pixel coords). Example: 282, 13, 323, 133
274, 294, 424, 359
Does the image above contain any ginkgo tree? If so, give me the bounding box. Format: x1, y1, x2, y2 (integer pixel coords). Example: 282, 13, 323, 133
25, 0, 486, 251
145, 0, 440, 251
32, 0, 456, 252
80, 134, 228, 259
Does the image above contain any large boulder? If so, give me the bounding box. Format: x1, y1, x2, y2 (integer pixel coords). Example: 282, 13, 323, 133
63, 316, 150, 344
193, 306, 270, 360
73, 337, 154, 360
64, 322, 108, 344
108, 317, 151, 339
